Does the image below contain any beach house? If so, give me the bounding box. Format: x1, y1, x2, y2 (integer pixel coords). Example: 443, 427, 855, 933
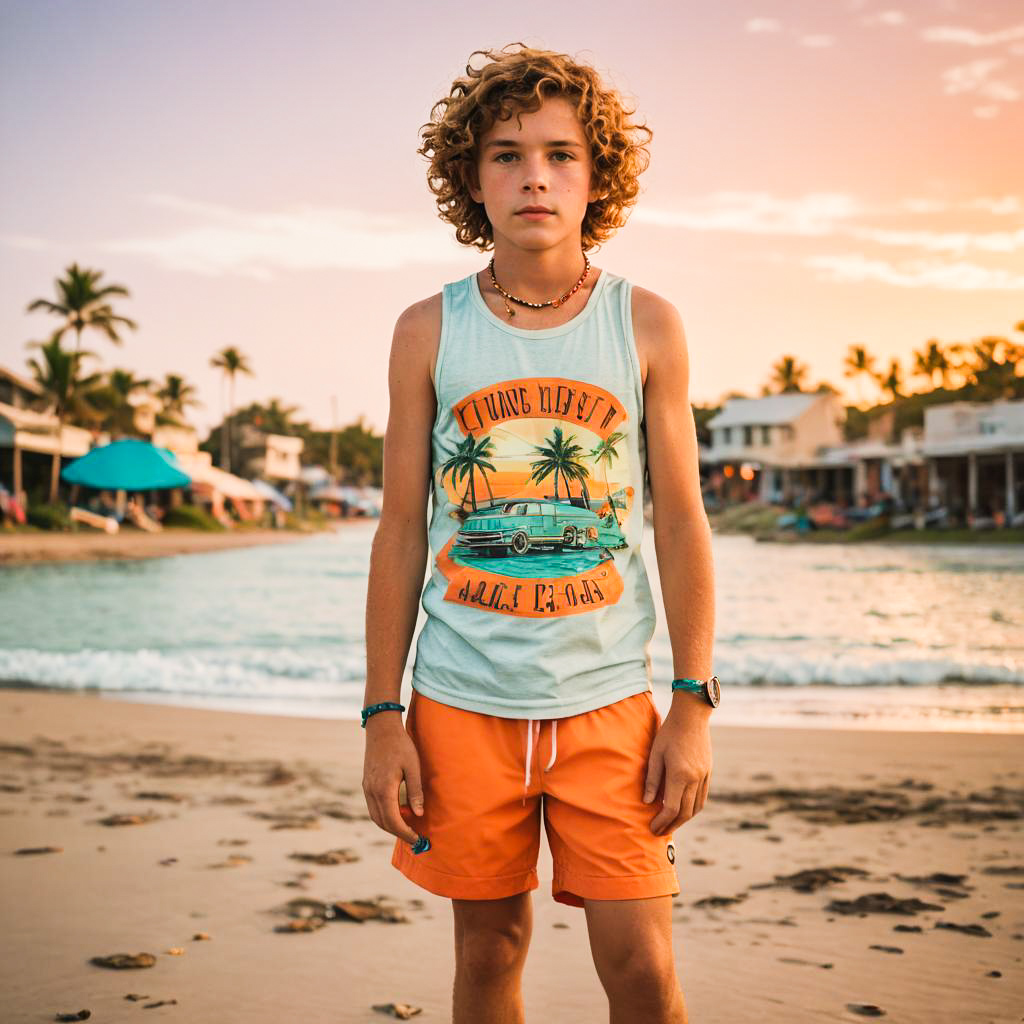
0, 365, 94, 503
235, 424, 304, 484
703, 391, 847, 504
921, 399, 1024, 527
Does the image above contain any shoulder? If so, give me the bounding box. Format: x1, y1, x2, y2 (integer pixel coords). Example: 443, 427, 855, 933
391, 292, 443, 382
394, 291, 442, 343
628, 284, 688, 388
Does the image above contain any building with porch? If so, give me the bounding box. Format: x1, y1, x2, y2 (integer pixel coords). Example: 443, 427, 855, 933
921, 399, 1023, 526
703, 391, 847, 504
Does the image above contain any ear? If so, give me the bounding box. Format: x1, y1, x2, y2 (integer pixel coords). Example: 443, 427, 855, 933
588, 177, 608, 204
466, 160, 484, 204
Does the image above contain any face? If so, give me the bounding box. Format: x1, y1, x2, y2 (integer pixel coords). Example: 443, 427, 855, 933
469, 94, 601, 251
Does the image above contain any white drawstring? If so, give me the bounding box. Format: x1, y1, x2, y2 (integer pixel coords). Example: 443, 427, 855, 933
523, 719, 559, 798
524, 718, 536, 792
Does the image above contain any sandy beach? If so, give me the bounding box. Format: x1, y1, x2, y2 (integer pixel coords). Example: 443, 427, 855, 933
1, 688, 1021, 1023
0, 525, 352, 566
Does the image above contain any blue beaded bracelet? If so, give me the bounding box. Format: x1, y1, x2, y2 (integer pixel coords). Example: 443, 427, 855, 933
360, 701, 406, 728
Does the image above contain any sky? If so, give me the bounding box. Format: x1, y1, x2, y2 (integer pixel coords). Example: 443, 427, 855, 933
1, 0, 1022, 439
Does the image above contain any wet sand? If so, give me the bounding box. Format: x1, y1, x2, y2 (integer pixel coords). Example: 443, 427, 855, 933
0, 524, 355, 566
1, 688, 1021, 1022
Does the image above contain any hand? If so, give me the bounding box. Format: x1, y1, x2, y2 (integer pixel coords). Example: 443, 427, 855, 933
642, 705, 712, 836
361, 715, 425, 846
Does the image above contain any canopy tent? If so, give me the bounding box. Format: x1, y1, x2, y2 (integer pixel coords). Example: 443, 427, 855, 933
252, 478, 293, 511
172, 452, 264, 502
300, 465, 331, 488
309, 485, 348, 503
61, 439, 191, 490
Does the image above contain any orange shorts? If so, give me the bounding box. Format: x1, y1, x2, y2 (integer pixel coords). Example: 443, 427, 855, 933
391, 688, 680, 908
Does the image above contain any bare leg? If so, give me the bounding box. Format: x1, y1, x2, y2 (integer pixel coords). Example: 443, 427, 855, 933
452, 892, 533, 1024
584, 895, 686, 1024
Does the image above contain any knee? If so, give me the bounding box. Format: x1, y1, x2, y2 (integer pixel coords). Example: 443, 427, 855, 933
596, 941, 677, 1000
457, 914, 530, 980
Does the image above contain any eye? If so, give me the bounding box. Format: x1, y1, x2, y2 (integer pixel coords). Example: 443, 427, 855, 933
494, 152, 518, 163
551, 151, 574, 162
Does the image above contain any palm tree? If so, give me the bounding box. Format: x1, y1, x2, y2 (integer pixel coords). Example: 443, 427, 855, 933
156, 374, 202, 426
963, 336, 1021, 400
768, 355, 809, 394
210, 347, 254, 472
25, 332, 104, 502
252, 397, 301, 434
529, 425, 592, 504
912, 339, 953, 390
589, 430, 625, 525
26, 262, 137, 359
876, 357, 903, 402
842, 344, 877, 408
86, 369, 155, 439
439, 433, 497, 513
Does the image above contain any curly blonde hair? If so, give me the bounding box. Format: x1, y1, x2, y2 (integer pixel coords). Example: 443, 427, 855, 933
419, 44, 652, 252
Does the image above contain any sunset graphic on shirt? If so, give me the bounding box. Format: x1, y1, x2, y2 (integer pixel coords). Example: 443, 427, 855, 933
432, 376, 639, 618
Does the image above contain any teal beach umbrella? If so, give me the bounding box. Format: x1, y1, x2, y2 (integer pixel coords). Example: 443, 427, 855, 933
61, 439, 192, 490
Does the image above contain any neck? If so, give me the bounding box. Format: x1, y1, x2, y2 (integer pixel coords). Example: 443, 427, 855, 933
489, 235, 588, 301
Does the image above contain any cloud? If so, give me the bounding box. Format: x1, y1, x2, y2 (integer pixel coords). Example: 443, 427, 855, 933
745, 18, 782, 33
965, 196, 1022, 215
636, 191, 1024, 289
941, 58, 1020, 100
862, 10, 907, 27
0, 234, 53, 251
922, 23, 1024, 47
805, 253, 1024, 290
898, 195, 1022, 215
67, 194, 476, 279
847, 225, 1024, 255
799, 34, 836, 48
633, 192, 863, 236
936, 57, 1020, 118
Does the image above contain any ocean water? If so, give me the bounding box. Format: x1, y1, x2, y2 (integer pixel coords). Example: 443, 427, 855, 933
1, 522, 1022, 732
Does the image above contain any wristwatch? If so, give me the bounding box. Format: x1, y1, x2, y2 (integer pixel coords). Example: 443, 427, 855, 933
670, 675, 721, 708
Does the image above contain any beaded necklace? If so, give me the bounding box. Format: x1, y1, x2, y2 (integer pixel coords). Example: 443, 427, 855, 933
487, 252, 591, 320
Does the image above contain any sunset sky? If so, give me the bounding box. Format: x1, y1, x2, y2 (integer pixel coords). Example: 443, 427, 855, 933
2, 0, 1022, 439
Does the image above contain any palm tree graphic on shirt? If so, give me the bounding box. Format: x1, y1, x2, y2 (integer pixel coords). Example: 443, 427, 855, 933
440, 433, 497, 514
528, 425, 593, 505
589, 429, 626, 526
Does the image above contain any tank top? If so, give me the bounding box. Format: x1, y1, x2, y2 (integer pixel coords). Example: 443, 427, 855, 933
409, 266, 658, 719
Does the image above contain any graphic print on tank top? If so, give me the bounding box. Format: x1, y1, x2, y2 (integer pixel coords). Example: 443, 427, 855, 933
433, 375, 637, 618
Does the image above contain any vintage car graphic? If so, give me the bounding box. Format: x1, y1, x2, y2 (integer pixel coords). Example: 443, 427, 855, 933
453, 497, 627, 556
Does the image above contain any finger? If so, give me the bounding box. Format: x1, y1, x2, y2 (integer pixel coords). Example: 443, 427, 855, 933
696, 773, 710, 813
404, 758, 425, 816
650, 778, 683, 834
643, 748, 664, 804
381, 786, 421, 845
670, 780, 706, 832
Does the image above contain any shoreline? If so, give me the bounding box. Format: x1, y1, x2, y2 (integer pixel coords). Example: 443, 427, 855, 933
2, 678, 1021, 736
2, 687, 1021, 1022
0, 520, 370, 566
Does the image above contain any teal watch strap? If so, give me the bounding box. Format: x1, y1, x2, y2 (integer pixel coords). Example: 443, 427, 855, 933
671, 678, 704, 694
671, 675, 721, 707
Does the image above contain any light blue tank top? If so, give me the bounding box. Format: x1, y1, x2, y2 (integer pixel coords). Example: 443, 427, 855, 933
409, 267, 658, 719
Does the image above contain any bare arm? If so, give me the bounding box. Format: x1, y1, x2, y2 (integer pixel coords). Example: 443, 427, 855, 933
361, 293, 440, 846
632, 287, 715, 836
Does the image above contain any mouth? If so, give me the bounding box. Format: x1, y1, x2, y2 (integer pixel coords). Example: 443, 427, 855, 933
516, 206, 554, 216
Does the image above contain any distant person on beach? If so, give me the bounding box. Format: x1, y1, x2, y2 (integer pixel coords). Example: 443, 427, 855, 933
362, 43, 716, 1023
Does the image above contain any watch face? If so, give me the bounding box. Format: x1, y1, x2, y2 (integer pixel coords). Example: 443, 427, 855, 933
707, 675, 721, 707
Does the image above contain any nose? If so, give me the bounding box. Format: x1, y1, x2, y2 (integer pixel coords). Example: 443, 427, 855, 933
519, 154, 549, 193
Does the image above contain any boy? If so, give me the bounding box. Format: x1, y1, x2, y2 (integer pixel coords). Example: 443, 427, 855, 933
362, 43, 716, 1024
